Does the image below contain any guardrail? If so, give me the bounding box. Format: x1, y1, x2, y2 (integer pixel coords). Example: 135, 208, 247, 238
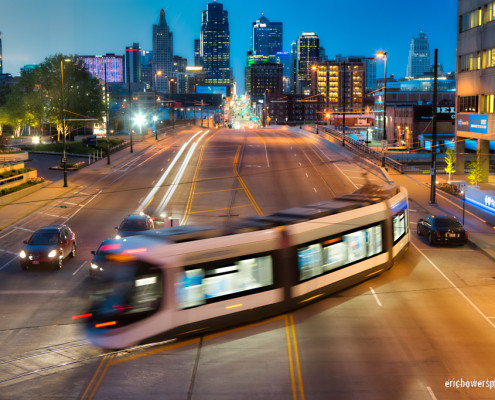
312, 126, 405, 174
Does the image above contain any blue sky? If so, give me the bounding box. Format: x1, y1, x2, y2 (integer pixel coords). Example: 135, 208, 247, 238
1, 0, 457, 92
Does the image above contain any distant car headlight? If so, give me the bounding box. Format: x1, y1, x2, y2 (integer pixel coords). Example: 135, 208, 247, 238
115, 235, 121, 239
91, 263, 98, 270
20, 250, 27, 258
48, 250, 58, 258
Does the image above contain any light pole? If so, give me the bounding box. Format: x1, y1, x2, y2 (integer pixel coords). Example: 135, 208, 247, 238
376, 51, 387, 167
154, 71, 162, 139
168, 78, 175, 129
128, 81, 133, 153
60, 57, 71, 187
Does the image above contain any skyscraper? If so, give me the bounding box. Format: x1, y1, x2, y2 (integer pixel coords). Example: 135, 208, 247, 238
153, 9, 173, 92
125, 43, 141, 84
252, 14, 282, 56
296, 32, 319, 94
289, 41, 297, 94
200, 2, 231, 89
406, 32, 431, 78
194, 39, 201, 67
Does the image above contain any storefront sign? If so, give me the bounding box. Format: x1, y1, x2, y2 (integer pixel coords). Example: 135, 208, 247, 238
457, 114, 488, 134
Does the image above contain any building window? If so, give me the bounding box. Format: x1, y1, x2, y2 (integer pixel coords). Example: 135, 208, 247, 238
458, 96, 479, 113
484, 2, 495, 24
459, 52, 481, 72
481, 94, 495, 113
460, 8, 482, 32
483, 48, 495, 68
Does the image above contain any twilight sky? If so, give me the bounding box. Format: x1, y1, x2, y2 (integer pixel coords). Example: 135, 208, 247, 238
1, 0, 457, 92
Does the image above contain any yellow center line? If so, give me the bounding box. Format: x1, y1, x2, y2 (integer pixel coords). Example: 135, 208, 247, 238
80, 354, 114, 400
290, 314, 306, 400
233, 146, 264, 216
285, 315, 298, 400
195, 188, 243, 195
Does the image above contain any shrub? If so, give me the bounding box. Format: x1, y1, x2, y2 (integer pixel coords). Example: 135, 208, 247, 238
0, 177, 45, 196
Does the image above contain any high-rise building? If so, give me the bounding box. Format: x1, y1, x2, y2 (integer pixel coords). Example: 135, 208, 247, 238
173, 56, 187, 73
296, 32, 319, 94
275, 51, 291, 93
153, 9, 173, 92
312, 60, 365, 114
335, 55, 377, 93
126, 43, 141, 84
250, 63, 283, 104
289, 41, 297, 94
200, 2, 231, 90
0, 32, 3, 75
406, 32, 431, 78
252, 14, 282, 56
456, 0, 495, 179
78, 54, 124, 82
141, 50, 153, 88
194, 39, 201, 67
245, 51, 274, 101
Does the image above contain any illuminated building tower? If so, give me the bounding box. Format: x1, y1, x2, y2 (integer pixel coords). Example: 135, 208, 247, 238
289, 41, 297, 94
275, 51, 291, 93
194, 39, 201, 67
78, 54, 124, 82
0, 32, 3, 74
406, 32, 431, 78
312, 60, 365, 114
456, 0, 495, 179
200, 2, 232, 89
153, 9, 173, 92
252, 14, 282, 56
250, 63, 283, 104
125, 43, 141, 83
296, 32, 319, 94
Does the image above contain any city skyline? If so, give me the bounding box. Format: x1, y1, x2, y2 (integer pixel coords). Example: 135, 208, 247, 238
1, 0, 456, 92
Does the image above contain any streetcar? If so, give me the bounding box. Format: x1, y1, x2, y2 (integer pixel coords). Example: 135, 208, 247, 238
84, 184, 409, 349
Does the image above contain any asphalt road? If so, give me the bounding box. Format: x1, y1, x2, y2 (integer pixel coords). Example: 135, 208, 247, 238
1, 126, 495, 399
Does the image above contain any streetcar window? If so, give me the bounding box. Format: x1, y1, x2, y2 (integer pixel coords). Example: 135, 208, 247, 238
393, 210, 408, 242
176, 255, 274, 309
297, 223, 384, 282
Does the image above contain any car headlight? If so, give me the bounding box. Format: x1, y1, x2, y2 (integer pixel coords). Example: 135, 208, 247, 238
91, 263, 98, 270
115, 235, 121, 239
48, 250, 58, 258
20, 250, 27, 259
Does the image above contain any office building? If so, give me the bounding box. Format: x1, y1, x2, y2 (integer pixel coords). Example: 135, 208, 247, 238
406, 32, 431, 78
289, 41, 297, 94
78, 54, 124, 82
456, 0, 495, 178
252, 14, 282, 56
296, 32, 319, 94
194, 39, 201, 67
275, 51, 291, 93
125, 43, 141, 84
173, 56, 187, 73
336, 55, 377, 93
153, 8, 173, 92
200, 2, 232, 90
250, 62, 283, 104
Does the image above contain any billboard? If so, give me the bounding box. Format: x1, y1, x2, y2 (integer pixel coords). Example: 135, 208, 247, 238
196, 86, 227, 97
457, 114, 488, 134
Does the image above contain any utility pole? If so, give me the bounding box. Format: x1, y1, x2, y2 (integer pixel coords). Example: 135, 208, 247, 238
430, 49, 438, 204
105, 63, 110, 165
342, 61, 346, 147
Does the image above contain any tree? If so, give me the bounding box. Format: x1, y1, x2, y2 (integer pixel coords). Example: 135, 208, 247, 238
444, 148, 456, 182
466, 155, 486, 186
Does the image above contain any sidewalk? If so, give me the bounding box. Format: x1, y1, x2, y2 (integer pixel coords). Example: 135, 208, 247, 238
0, 133, 161, 230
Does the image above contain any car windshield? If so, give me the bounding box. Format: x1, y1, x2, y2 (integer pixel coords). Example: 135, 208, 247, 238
435, 218, 462, 228
119, 220, 147, 231
29, 231, 58, 245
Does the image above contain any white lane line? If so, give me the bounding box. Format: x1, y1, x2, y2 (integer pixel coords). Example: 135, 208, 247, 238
427, 386, 438, 400
305, 173, 309, 178
39, 213, 63, 218
66, 190, 102, 222
0, 256, 19, 271
412, 241, 495, 329
264, 141, 270, 168
331, 162, 359, 189
313, 187, 317, 193
161, 168, 164, 172
73, 261, 88, 276
65, 202, 78, 206
299, 162, 302, 167
370, 287, 382, 306
15, 227, 34, 232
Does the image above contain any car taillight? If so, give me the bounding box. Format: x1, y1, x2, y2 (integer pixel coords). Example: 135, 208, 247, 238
465, 232, 468, 239
436, 232, 441, 238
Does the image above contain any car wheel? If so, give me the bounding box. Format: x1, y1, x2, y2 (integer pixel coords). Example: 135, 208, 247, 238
417, 225, 421, 237
428, 232, 434, 245
70, 244, 76, 258
21, 263, 29, 271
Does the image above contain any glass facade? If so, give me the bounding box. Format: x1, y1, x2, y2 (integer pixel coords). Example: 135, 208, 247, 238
152, 9, 173, 93
458, 96, 479, 113
460, 52, 481, 71
481, 94, 495, 113
296, 33, 319, 95
460, 7, 482, 31
252, 15, 283, 56
406, 32, 431, 78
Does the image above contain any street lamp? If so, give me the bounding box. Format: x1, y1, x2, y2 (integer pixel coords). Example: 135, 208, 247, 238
376, 51, 387, 167
60, 56, 72, 188
168, 78, 175, 129
154, 71, 162, 139
133, 113, 145, 135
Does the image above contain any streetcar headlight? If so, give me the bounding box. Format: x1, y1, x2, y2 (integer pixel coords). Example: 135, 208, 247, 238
20, 250, 27, 258
48, 250, 57, 258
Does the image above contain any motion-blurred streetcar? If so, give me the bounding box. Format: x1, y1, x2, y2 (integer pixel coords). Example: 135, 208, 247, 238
85, 184, 409, 349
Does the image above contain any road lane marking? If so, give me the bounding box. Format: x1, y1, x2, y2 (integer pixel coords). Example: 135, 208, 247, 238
305, 173, 308, 178
427, 386, 438, 400
81, 354, 114, 400
188, 204, 251, 214
73, 261, 88, 276
0, 256, 19, 271
412, 241, 495, 329
285, 314, 305, 400
370, 287, 382, 306
233, 146, 263, 216
313, 187, 317, 193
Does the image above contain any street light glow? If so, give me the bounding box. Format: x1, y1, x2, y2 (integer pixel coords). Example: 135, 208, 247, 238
133, 113, 145, 126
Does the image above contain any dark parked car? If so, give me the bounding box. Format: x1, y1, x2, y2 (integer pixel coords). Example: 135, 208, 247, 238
115, 214, 154, 238
417, 215, 468, 245
20, 224, 76, 270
